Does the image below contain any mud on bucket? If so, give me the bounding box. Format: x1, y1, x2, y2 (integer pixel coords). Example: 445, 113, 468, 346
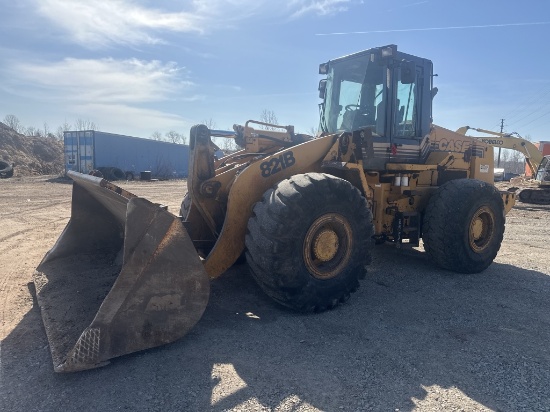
33, 171, 209, 372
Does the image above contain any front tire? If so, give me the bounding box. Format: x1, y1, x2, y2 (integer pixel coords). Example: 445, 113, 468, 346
245, 173, 374, 312
422, 179, 505, 273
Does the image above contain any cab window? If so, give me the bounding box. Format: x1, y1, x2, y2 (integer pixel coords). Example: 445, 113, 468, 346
393, 68, 418, 138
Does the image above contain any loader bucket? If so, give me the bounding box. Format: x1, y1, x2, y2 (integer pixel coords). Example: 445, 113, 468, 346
33, 171, 209, 372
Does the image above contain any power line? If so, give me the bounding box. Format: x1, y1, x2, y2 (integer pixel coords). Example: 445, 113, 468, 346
500, 85, 548, 119
514, 109, 550, 129
507, 100, 550, 129
503, 85, 550, 124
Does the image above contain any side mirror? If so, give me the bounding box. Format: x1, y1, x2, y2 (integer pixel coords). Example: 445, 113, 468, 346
318, 79, 327, 99
401, 60, 416, 84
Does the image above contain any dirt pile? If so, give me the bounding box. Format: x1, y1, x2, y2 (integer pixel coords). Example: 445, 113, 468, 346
0, 122, 64, 176
495, 175, 540, 192
508, 175, 540, 187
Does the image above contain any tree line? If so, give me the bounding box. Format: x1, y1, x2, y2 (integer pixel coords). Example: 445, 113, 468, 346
2, 113, 190, 145
3, 109, 316, 153
3, 114, 99, 140
496, 148, 530, 174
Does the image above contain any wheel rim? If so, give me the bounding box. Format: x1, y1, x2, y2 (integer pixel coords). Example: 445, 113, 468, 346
303, 213, 353, 280
468, 206, 495, 253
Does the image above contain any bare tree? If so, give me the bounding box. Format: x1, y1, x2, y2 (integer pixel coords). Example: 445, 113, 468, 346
180, 135, 188, 145
165, 130, 182, 144
56, 121, 72, 140
74, 118, 99, 131
3, 114, 24, 133
497, 147, 527, 174
150, 131, 163, 141
509, 149, 524, 174
308, 125, 320, 137
222, 137, 237, 152
259, 109, 279, 130
25, 126, 41, 137
43, 122, 56, 139
201, 118, 216, 129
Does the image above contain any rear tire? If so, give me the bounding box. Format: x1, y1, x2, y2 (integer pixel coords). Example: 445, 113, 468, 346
422, 179, 505, 274
110, 167, 125, 181
0, 161, 14, 178
245, 173, 374, 312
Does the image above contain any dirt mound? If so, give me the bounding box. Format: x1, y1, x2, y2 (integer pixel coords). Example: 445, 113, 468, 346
0, 122, 64, 176
495, 175, 540, 192
508, 175, 540, 188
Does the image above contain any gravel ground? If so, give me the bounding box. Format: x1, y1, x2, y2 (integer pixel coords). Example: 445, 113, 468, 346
1, 176, 549, 411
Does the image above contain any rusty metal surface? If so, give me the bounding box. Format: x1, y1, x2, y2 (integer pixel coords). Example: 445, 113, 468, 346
34, 173, 209, 372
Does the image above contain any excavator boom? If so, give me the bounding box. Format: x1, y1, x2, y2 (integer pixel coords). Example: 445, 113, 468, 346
457, 126, 550, 204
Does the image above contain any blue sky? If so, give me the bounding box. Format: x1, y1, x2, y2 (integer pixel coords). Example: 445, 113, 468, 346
1, 0, 549, 141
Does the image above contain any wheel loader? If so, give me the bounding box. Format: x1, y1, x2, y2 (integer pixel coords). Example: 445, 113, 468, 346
456, 126, 550, 204
34, 44, 516, 372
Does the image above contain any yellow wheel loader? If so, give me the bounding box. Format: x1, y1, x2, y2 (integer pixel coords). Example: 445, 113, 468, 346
456, 126, 550, 204
34, 44, 515, 372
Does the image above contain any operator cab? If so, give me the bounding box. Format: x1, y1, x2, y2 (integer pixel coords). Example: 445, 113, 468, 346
536, 156, 550, 182
318, 45, 434, 168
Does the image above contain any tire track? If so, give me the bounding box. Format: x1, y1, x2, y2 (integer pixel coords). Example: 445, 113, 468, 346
0, 200, 71, 219
0, 216, 68, 246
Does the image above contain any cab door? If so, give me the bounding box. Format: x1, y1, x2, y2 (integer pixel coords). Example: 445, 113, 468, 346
388, 60, 427, 163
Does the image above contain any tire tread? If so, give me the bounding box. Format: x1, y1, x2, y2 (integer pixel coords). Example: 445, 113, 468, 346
245, 173, 374, 312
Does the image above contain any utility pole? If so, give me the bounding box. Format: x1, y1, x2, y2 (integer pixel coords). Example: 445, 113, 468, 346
497, 118, 504, 167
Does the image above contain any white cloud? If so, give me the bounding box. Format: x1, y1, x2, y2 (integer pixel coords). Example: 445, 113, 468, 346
6, 58, 192, 104
288, 0, 352, 19
31, 0, 356, 48
73, 103, 189, 133
0, 56, 202, 135
188, 0, 353, 19
34, 0, 205, 48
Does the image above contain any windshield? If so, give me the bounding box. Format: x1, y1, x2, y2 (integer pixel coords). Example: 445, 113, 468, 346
321, 54, 385, 134
536, 156, 550, 181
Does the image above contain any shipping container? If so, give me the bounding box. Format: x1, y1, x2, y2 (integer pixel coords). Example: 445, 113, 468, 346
64, 130, 189, 178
